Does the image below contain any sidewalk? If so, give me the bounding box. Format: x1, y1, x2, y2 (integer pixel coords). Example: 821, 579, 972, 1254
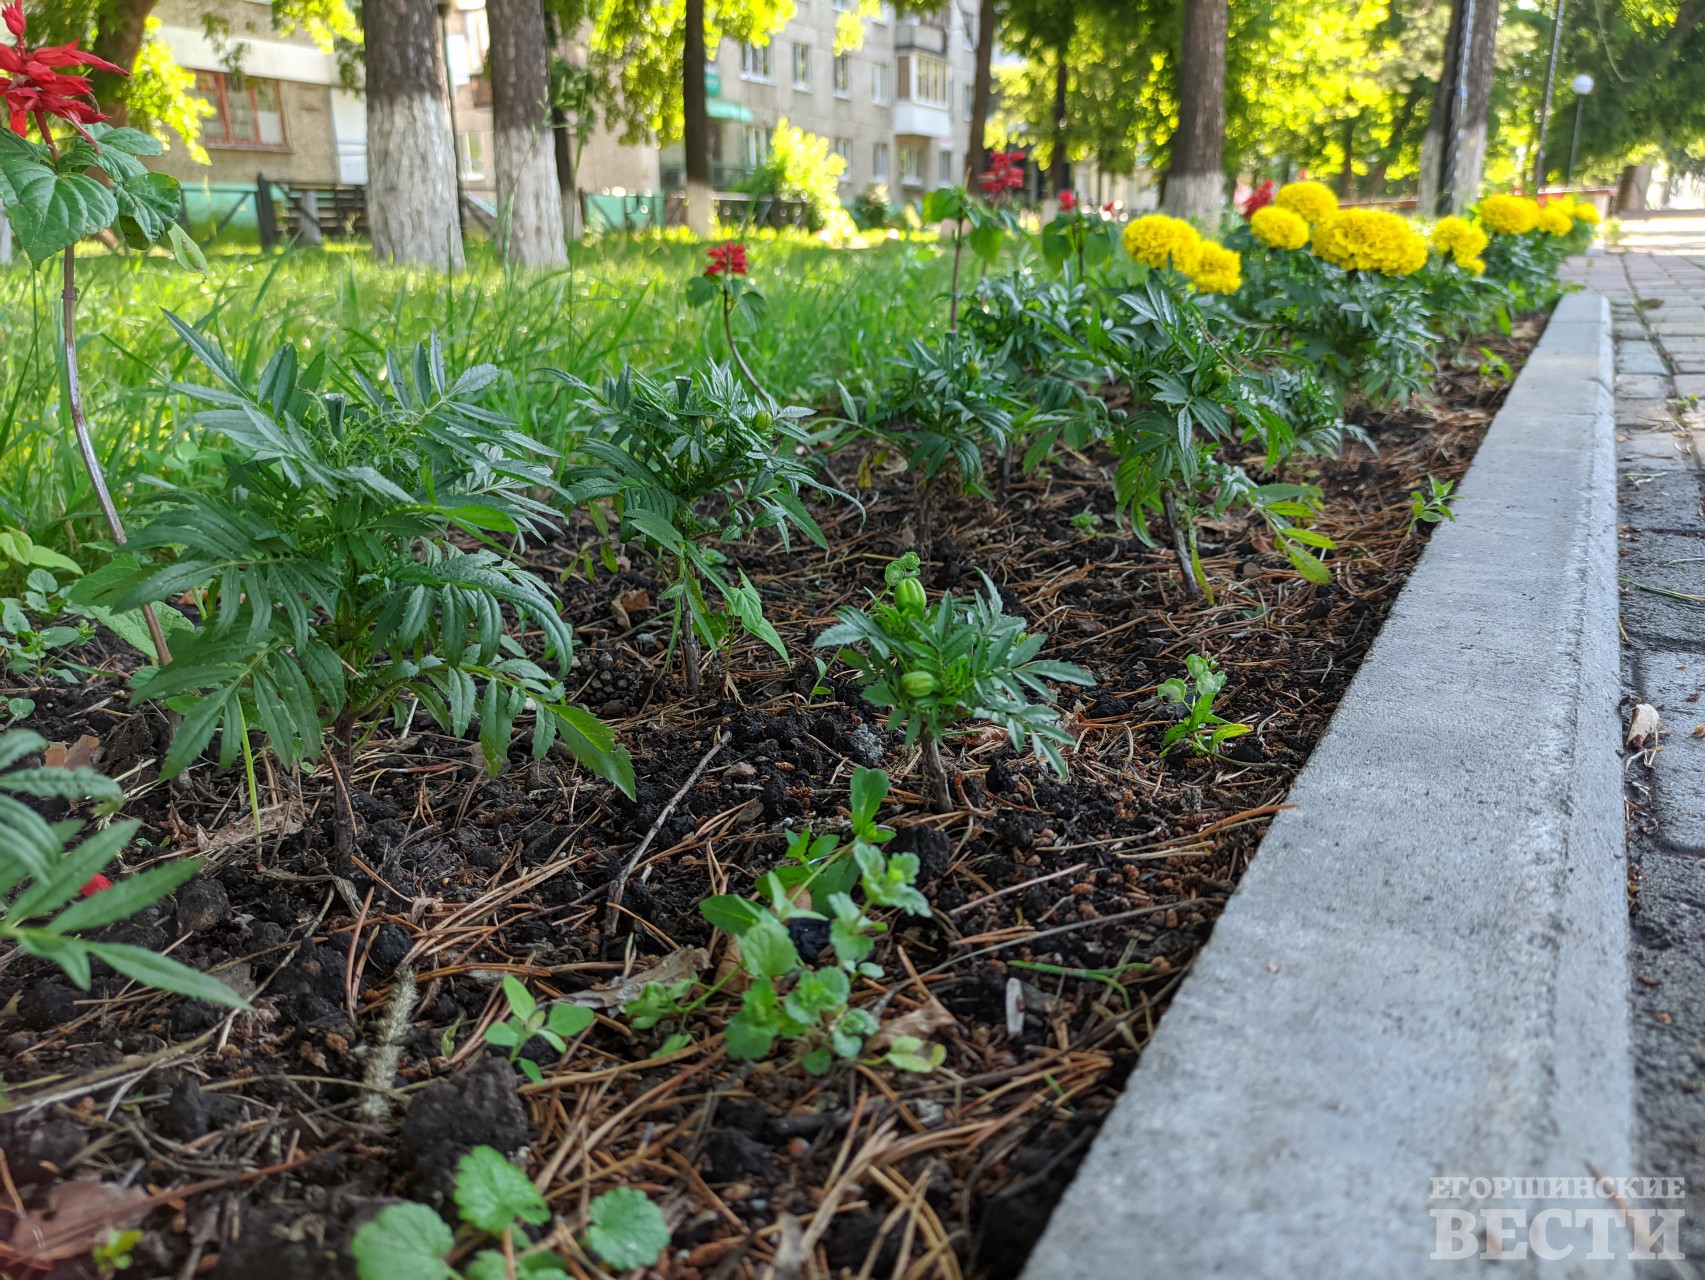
1566, 217, 1705, 1265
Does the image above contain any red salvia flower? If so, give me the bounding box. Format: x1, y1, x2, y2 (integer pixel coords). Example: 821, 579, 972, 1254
80, 873, 112, 897
1057, 190, 1077, 212
979, 150, 1026, 196
0, 3, 128, 144
1241, 178, 1276, 219
705, 241, 747, 278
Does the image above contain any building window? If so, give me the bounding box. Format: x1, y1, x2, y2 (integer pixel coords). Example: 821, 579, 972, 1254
875, 3, 890, 22
873, 141, 889, 182
963, 84, 974, 121
739, 42, 773, 81
742, 125, 769, 168
832, 0, 852, 10
193, 71, 287, 148
832, 53, 849, 97
791, 43, 812, 90
899, 141, 924, 186
962, 9, 975, 49
906, 54, 948, 106
833, 136, 853, 182
458, 131, 485, 179
871, 62, 889, 105
939, 149, 954, 184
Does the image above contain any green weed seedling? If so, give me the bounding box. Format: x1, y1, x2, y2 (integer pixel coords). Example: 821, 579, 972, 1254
1408, 476, 1457, 532
0, 729, 246, 1007
816, 556, 1094, 811
688, 766, 943, 1075
1157, 654, 1253, 758
483, 976, 595, 1083
350, 1146, 669, 1279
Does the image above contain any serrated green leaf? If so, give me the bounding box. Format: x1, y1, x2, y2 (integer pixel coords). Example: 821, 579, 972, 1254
454, 1146, 551, 1236
351, 1203, 455, 1280
584, 1187, 670, 1271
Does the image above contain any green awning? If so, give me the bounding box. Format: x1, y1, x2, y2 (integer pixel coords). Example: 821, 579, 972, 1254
707, 98, 753, 123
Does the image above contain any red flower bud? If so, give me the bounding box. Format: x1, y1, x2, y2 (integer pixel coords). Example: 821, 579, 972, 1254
1058, 190, 1076, 212
81, 873, 113, 897
3, 4, 25, 37
705, 241, 747, 277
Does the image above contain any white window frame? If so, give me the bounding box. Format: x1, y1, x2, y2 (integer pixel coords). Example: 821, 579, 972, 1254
873, 141, 890, 182
739, 42, 774, 82
871, 62, 889, 105
742, 124, 769, 168
899, 141, 925, 185
908, 54, 948, 107
833, 136, 853, 182
939, 148, 954, 184
792, 42, 812, 90
833, 53, 850, 97
963, 84, 974, 121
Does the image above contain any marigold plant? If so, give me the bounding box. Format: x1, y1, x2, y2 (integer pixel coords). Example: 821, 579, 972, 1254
1567, 198, 1602, 226
1311, 208, 1428, 276
1273, 180, 1338, 225
1122, 213, 1201, 272
1186, 241, 1243, 294
1430, 216, 1489, 273
1534, 203, 1573, 236
1477, 194, 1540, 236
1250, 205, 1309, 251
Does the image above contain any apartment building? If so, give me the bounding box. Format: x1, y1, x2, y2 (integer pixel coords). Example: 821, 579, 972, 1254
657, 1, 983, 205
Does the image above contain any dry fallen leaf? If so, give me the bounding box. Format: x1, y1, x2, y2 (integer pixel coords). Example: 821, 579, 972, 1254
868, 997, 957, 1054
194, 798, 307, 858
610, 587, 652, 630
8, 1181, 152, 1263
1627, 703, 1662, 749
565, 946, 708, 1009
44, 734, 103, 771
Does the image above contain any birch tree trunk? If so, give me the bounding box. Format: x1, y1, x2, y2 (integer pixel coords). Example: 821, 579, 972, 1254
683, 0, 714, 237
364, 0, 465, 269
1161, 0, 1227, 229
488, 0, 566, 267
1417, 0, 1500, 215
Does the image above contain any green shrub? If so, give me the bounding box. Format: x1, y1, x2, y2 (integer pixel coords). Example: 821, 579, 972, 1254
738, 118, 855, 237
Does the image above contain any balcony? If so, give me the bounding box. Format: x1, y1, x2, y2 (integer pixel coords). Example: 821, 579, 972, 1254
894, 101, 952, 140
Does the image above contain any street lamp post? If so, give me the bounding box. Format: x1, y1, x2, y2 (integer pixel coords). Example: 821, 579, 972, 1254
1566, 72, 1594, 186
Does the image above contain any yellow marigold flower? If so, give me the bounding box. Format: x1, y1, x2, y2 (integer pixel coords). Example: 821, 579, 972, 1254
1431, 215, 1488, 262
1461, 256, 1486, 276
1569, 199, 1602, 226
1310, 208, 1429, 276
1122, 214, 1202, 272
1535, 203, 1574, 236
1250, 205, 1309, 250
1186, 241, 1243, 294
1273, 180, 1339, 225
1477, 193, 1540, 236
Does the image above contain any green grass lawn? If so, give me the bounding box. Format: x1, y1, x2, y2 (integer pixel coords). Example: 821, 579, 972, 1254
0, 234, 960, 555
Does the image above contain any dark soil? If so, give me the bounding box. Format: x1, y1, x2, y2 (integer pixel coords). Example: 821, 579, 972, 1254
0, 325, 1535, 1280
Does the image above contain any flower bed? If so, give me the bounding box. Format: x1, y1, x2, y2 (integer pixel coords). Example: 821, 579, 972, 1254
0, 169, 1589, 1280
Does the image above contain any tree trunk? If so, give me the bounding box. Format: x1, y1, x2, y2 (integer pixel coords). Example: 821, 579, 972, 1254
364, 0, 465, 269
1337, 114, 1355, 199
1617, 163, 1652, 212
544, 13, 583, 241
1161, 0, 1227, 228
967, 0, 996, 184
683, 0, 714, 237
1050, 46, 1069, 196
1418, 0, 1499, 215
488, 0, 565, 267
0, 216, 10, 265
86, 0, 157, 122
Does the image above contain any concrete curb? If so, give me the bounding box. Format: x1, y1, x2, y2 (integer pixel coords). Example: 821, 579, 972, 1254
1023, 292, 1634, 1279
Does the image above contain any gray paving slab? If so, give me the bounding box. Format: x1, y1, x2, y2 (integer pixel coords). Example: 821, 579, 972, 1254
1620, 373, 1674, 399
1618, 463, 1704, 530
1023, 291, 1633, 1280
1617, 342, 1670, 375
1630, 651, 1705, 855
1620, 531, 1705, 650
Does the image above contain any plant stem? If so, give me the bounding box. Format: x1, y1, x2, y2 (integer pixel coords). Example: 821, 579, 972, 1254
61, 244, 173, 667
1162, 488, 1204, 600
330, 716, 357, 876
678, 559, 702, 696
920, 733, 952, 813
948, 217, 965, 331
721, 288, 773, 407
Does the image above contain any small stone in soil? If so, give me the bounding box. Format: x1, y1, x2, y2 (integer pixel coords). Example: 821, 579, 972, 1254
174, 877, 231, 934
159, 1077, 211, 1141
18, 980, 77, 1031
